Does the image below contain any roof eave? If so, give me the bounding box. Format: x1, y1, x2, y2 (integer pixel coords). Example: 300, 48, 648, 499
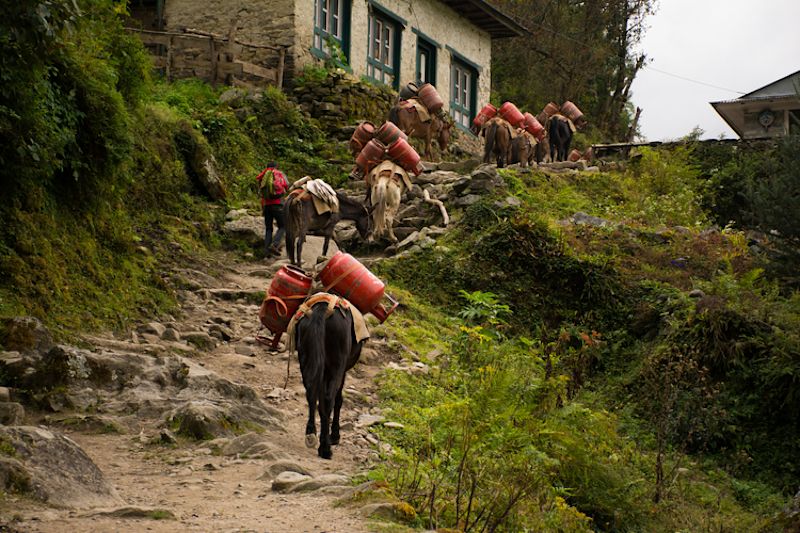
438, 0, 529, 39
710, 101, 744, 138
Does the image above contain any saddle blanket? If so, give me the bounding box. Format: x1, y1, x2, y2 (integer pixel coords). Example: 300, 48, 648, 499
550, 113, 577, 133
368, 160, 414, 192
400, 98, 431, 123
285, 292, 370, 354
290, 177, 339, 215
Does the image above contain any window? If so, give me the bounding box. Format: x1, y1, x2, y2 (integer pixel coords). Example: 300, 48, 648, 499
451, 58, 477, 130
367, 8, 401, 89
313, 0, 350, 61
416, 35, 437, 85
789, 109, 800, 135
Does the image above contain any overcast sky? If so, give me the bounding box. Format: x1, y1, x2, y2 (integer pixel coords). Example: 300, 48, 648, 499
630, 0, 800, 141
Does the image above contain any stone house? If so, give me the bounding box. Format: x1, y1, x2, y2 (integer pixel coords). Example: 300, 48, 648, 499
711, 70, 800, 139
127, 0, 526, 131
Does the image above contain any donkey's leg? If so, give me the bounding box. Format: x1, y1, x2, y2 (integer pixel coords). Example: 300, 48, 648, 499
296, 230, 306, 267
303, 381, 318, 448
330, 378, 345, 445
299, 355, 318, 446
317, 376, 337, 459
322, 235, 330, 257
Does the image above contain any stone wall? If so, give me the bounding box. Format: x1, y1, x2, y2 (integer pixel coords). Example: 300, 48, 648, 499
290, 70, 397, 138
163, 0, 296, 78
293, 0, 492, 116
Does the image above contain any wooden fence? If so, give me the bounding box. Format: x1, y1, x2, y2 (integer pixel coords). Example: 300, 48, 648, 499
127, 27, 286, 89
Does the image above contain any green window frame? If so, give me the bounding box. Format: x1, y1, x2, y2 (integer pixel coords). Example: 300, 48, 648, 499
450, 56, 478, 132
366, 3, 403, 90
415, 31, 438, 86
313, 0, 351, 63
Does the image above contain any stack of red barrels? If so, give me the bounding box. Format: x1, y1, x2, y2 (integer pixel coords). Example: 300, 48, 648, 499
472, 101, 546, 142
350, 120, 423, 177
399, 81, 445, 114
258, 254, 399, 348
541, 100, 584, 123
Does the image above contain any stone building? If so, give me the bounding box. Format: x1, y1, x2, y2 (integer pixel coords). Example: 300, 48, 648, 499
711, 70, 800, 139
127, 0, 526, 132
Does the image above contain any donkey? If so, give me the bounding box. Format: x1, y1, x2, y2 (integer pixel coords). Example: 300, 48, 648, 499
510, 130, 537, 168
548, 117, 573, 162
482, 116, 513, 168
285, 190, 370, 266
368, 164, 406, 244
295, 297, 366, 459
388, 104, 452, 160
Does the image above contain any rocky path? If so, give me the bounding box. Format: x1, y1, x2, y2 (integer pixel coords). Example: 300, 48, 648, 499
1, 239, 411, 533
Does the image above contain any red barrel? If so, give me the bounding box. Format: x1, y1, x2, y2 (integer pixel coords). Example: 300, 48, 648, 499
355, 138, 386, 173
543, 102, 560, 117
418, 83, 444, 113
375, 121, 407, 146
318, 252, 398, 322
568, 149, 582, 162
561, 101, 584, 122
499, 102, 524, 127
387, 138, 421, 175
472, 103, 498, 130
399, 82, 419, 100
259, 266, 313, 346
522, 112, 545, 141
349, 121, 376, 155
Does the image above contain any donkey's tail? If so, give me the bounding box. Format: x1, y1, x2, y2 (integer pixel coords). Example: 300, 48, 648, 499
484, 121, 497, 164
297, 303, 327, 402
371, 178, 388, 240
388, 105, 400, 127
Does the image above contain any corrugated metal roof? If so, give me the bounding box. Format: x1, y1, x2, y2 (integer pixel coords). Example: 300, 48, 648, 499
742, 69, 800, 98
438, 0, 529, 39
711, 94, 799, 106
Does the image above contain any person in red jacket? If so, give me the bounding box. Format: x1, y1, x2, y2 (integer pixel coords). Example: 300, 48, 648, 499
256, 161, 289, 257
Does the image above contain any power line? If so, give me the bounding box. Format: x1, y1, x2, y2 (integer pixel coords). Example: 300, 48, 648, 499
642, 65, 746, 94
520, 16, 748, 95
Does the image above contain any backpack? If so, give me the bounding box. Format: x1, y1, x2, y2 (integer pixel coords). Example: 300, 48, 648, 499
259, 168, 284, 200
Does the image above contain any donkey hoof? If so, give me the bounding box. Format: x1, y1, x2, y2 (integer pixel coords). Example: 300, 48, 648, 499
318, 447, 332, 460
305, 433, 318, 448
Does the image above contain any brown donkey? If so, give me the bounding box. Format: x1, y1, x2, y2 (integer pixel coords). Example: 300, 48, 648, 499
388, 103, 451, 160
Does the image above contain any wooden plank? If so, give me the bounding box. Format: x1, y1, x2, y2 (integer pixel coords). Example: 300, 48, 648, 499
166, 35, 174, 80
170, 56, 214, 70
210, 38, 218, 88
235, 60, 274, 80
277, 47, 285, 88
136, 33, 172, 47
217, 61, 244, 77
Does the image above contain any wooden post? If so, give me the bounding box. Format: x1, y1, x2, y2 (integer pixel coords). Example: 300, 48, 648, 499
166, 35, 174, 81
626, 107, 642, 143
209, 36, 218, 87
225, 20, 238, 85
277, 47, 286, 89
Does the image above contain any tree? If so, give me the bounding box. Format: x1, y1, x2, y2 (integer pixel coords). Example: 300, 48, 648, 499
490, 0, 656, 141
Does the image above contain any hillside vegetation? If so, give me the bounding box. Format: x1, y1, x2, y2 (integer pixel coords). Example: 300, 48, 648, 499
372, 149, 800, 530
2, 2, 799, 531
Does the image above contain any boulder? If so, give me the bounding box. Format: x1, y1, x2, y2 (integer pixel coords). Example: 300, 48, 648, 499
0, 402, 25, 425
0, 426, 122, 509
0, 316, 54, 354
223, 215, 265, 249
271, 471, 312, 492
288, 473, 350, 493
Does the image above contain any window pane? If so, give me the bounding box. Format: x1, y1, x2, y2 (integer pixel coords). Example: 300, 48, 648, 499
332, 0, 339, 37
383, 26, 391, 66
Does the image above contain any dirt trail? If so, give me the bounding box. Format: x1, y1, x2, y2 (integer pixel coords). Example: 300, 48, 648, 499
5, 241, 398, 533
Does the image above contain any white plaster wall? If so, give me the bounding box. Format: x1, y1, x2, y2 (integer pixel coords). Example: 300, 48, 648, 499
294, 0, 492, 113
